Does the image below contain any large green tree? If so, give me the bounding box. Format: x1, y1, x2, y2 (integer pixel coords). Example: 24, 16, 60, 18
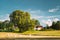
10, 10, 40, 32
9, 10, 31, 32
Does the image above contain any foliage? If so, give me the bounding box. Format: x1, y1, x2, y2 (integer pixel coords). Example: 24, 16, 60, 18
0, 20, 14, 32
0, 10, 40, 32
9, 10, 40, 32
0, 10, 60, 32
50, 21, 60, 30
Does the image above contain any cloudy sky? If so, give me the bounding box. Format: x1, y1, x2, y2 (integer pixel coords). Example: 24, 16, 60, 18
0, 0, 60, 26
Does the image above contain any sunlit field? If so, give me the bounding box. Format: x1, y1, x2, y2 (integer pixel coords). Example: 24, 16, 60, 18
0, 30, 60, 38
23, 30, 60, 36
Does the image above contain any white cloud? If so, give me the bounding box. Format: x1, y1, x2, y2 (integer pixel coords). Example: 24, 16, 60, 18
25, 9, 43, 19
25, 9, 60, 26
31, 16, 43, 19
25, 9, 41, 14
49, 8, 59, 12
46, 19, 52, 26
30, 10, 40, 14
53, 18, 59, 22
42, 19, 52, 26
31, 15, 60, 19
0, 14, 10, 21
25, 9, 32, 11
25, 9, 60, 19
42, 18, 60, 26
48, 6, 60, 12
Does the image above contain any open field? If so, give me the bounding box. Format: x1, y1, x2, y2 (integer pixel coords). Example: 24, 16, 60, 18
22, 30, 60, 36
0, 31, 60, 38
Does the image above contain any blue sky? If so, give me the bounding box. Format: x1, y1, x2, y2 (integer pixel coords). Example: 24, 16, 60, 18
0, 0, 60, 26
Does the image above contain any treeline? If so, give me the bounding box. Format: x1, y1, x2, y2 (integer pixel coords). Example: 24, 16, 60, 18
51, 21, 60, 30
44, 21, 60, 30
0, 10, 40, 32
0, 10, 60, 32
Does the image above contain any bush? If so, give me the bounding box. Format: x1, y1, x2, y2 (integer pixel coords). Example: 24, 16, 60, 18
43, 28, 54, 31
0, 29, 4, 32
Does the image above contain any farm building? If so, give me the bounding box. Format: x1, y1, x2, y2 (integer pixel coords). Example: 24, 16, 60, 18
34, 26, 43, 31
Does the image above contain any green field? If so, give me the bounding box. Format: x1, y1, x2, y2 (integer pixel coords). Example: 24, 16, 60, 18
22, 30, 60, 36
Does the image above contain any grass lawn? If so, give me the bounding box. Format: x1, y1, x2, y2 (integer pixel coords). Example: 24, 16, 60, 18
22, 30, 60, 36
0, 30, 60, 38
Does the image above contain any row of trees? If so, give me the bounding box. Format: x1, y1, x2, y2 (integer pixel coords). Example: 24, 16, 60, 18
50, 21, 60, 30
0, 10, 60, 32
0, 20, 14, 32
0, 10, 40, 32
44, 21, 60, 30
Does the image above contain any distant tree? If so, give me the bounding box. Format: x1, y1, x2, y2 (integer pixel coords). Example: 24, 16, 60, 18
28, 19, 40, 31
35, 20, 40, 26
7, 22, 14, 32
0, 21, 3, 29
51, 21, 60, 30
2, 20, 10, 29
45, 25, 50, 29
0, 20, 14, 32
55, 21, 60, 30
50, 21, 56, 29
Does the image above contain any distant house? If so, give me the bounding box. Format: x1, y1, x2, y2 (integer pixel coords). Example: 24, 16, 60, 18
34, 26, 43, 31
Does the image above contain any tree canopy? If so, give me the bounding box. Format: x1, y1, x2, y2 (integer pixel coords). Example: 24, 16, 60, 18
9, 10, 40, 32
50, 21, 60, 30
